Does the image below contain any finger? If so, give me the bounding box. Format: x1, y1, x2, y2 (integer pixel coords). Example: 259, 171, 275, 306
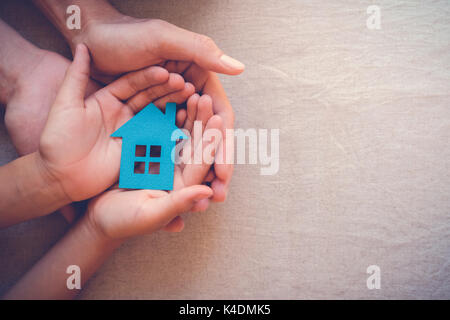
155, 21, 245, 75
167, 69, 234, 202
211, 178, 229, 202
85, 79, 101, 97
164, 60, 191, 75
106, 66, 169, 101
168, 62, 209, 92
59, 205, 77, 224
163, 216, 185, 232
184, 93, 200, 132
191, 198, 210, 212
211, 145, 233, 202
204, 169, 216, 183
203, 74, 235, 202
126, 73, 185, 113
55, 44, 90, 106
139, 185, 212, 231
176, 108, 187, 128
204, 73, 234, 128
153, 82, 195, 110
192, 94, 214, 146
183, 115, 223, 186
173, 164, 185, 191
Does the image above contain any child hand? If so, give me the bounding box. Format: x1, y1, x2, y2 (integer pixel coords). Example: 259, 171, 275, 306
37, 44, 195, 204
87, 93, 223, 238
87, 184, 212, 240
165, 93, 224, 231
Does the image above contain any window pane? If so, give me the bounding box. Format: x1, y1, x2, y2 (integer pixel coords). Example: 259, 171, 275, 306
148, 162, 160, 174
149, 145, 161, 157
134, 162, 145, 174
135, 145, 146, 157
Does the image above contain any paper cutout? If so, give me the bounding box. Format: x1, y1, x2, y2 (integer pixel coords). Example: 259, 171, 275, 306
111, 102, 188, 190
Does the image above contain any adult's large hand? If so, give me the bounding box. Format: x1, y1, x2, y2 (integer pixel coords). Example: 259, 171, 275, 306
34, 0, 244, 81
74, 17, 245, 82
76, 16, 238, 201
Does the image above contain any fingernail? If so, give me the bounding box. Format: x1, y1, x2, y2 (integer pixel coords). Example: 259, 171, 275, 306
220, 54, 245, 70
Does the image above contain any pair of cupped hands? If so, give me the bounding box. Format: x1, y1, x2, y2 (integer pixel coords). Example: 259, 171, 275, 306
16, 18, 244, 240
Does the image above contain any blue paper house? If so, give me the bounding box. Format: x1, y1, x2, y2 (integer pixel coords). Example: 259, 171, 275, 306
111, 102, 188, 190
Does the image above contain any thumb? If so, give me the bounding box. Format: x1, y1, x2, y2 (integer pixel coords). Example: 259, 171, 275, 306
154, 21, 245, 75
140, 185, 213, 232
55, 44, 90, 105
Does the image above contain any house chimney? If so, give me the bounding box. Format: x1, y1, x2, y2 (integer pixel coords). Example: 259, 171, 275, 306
165, 102, 176, 122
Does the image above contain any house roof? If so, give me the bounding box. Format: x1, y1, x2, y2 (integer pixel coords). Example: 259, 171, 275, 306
111, 102, 188, 140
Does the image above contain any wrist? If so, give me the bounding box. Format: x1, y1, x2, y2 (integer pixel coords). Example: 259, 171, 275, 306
67, 3, 126, 51
0, 23, 42, 105
82, 208, 124, 249
32, 152, 72, 209
32, 0, 124, 51
0, 152, 72, 227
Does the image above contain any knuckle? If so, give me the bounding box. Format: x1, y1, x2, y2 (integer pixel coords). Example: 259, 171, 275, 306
143, 19, 168, 53
142, 68, 154, 83
194, 34, 217, 52
144, 88, 156, 102
148, 19, 168, 30
125, 74, 140, 93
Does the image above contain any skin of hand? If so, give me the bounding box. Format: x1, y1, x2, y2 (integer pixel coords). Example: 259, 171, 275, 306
165, 93, 223, 232
0, 43, 199, 228
0, 25, 193, 157
33, 0, 243, 202
2, 104, 221, 298
69, 16, 244, 82
89, 93, 223, 238
164, 63, 235, 203
6, 49, 192, 223
37, 43, 196, 205
59, 93, 222, 233
0, 19, 98, 156
0, 19, 196, 224
3, 181, 213, 300
77, 18, 238, 202
4, 50, 99, 156
3, 49, 192, 158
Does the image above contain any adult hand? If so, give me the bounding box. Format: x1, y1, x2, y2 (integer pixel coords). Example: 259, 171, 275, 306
76, 15, 239, 201
34, 0, 242, 202
71, 16, 244, 82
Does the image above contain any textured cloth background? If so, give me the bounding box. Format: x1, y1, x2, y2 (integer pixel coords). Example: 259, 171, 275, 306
0, 0, 449, 299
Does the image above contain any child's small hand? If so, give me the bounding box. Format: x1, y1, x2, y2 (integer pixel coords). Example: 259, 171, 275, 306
87, 93, 223, 238
87, 184, 212, 240
167, 93, 223, 231
37, 44, 195, 204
